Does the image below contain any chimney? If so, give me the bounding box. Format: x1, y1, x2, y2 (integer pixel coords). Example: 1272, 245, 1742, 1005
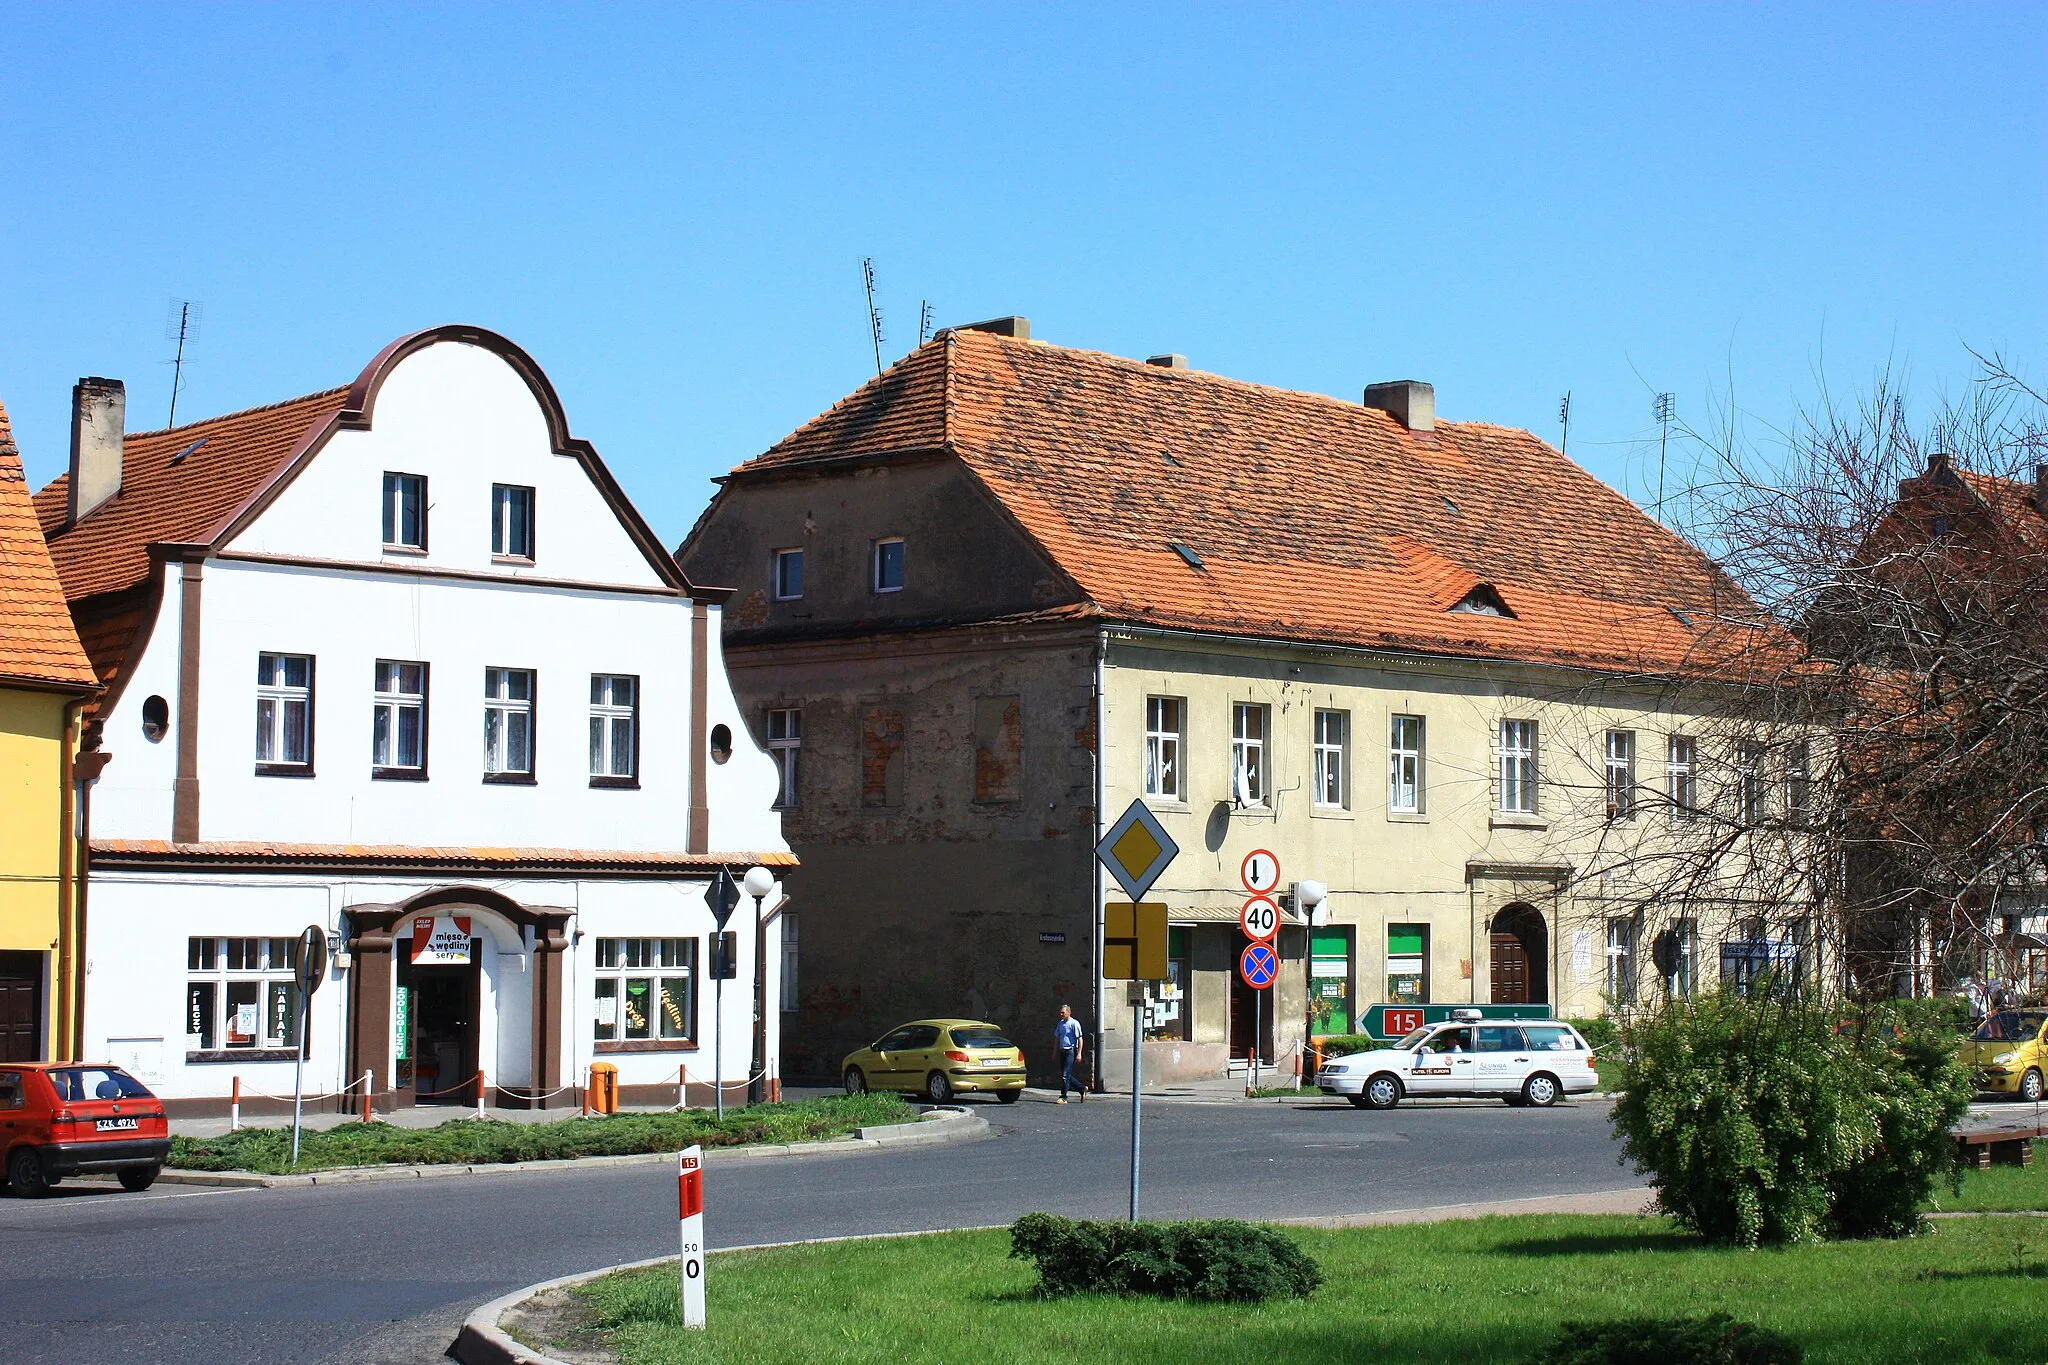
1364, 380, 1434, 433
1146, 353, 1189, 370
67, 377, 126, 526
958, 316, 1030, 339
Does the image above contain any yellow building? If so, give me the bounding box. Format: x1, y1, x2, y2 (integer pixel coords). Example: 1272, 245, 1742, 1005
0, 397, 99, 1062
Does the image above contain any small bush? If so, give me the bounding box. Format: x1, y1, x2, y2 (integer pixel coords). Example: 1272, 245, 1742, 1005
1529, 1313, 1802, 1364
1008, 1213, 1322, 1302
1314, 1033, 1382, 1057
1883, 994, 1973, 1035
1565, 1016, 1621, 1050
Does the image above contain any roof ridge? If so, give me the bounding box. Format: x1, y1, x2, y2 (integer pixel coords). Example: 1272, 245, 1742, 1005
117, 384, 353, 443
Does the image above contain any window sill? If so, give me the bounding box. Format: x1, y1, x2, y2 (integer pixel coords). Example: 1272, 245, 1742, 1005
254, 763, 315, 779
373, 767, 430, 782
1142, 798, 1191, 814
492, 554, 536, 567
1308, 805, 1354, 820
483, 771, 537, 786
589, 775, 640, 790
1386, 810, 1429, 824
1230, 804, 1276, 821
1490, 813, 1549, 831
381, 543, 428, 557
186, 1048, 300, 1064
593, 1039, 701, 1054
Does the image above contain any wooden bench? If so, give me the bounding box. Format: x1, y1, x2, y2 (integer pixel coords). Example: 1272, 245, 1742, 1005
1955, 1123, 2042, 1169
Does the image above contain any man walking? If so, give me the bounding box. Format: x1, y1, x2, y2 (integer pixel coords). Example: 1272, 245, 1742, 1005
1055, 1005, 1085, 1103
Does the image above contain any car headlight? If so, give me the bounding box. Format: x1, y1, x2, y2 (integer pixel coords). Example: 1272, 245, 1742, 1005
1993, 1051, 2018, 1065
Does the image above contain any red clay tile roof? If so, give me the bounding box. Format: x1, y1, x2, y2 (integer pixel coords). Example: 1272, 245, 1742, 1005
32, 388, 349, 602
91, 839, 797, 873
1956, 469, 2048, 551
737, 328, 1781, 677
0, 399, 96, 690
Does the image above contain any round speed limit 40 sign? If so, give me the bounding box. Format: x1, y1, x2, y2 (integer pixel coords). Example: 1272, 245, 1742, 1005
1240, 895, 1280, 942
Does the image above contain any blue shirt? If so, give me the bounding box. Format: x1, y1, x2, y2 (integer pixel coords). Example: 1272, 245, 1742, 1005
1055, 1017, 1082, 1050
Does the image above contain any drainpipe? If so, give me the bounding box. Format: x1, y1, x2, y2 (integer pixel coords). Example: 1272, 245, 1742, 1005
55, 699, 83, 1061
1091, 629, 1106, 1092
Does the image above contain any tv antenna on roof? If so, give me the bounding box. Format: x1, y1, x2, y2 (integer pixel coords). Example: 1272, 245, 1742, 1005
1653, 392, 1676, 519
165, 299, 203, 427
919, 300, 934, 347
1558, 390, 1572, 460
861, 258, 885, 377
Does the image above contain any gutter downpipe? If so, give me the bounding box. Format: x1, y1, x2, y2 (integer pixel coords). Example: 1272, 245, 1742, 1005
55, 699, 83, 1061
1092, 628, 1107, 1093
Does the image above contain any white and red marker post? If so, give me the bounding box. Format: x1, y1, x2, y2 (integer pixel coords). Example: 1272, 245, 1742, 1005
677, 1145, 706, 1328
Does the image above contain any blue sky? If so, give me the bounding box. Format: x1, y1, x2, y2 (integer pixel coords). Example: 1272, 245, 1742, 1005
3, 4, 2041, 545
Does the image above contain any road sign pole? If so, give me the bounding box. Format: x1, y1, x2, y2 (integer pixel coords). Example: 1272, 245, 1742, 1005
1253, 988, 1261, 1095
1129, 984, 1142, 1222
291, 988, 307, 1165
714, 973, 724, 1120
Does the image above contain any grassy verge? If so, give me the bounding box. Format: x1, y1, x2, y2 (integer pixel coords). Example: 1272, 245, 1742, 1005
166, 1092, 915, 1175
1248, 1085, 1324, 1099
1940, 1157, 2048, 1212
560, 1214, 2048, 1364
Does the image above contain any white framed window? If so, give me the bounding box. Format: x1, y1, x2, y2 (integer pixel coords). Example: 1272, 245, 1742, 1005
382, 472, 425, 550
767, 707, 801, 807
1605, 917, 1636, 1006
872, 537, 905, 593
780, 911, 799, 1015
255, 652, 313, 772
1231, 702, 1268, 806
1667, 735, 1698, 820
1312, 709, 1347, 808
185, 936, 302, 1052
1144, 697, 1184, 801
589, 674, 638, 785
1670, 918, 1697, 997
372, 660, 427, 776
1784, 742, 1811, 827
1605, 730, 1635, 820
773, 548, 804, 601
1388, 714, 1424, 813
1735, 743, 1765, 825
484, 667, 535, 779
1498, 719, 1537, 814
592, 937, 696, 1043
492, 483, 535, 560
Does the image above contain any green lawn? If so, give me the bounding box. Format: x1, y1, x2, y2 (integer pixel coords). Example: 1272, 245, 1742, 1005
563, 1212, 2048, 1365
167, 1092, 914, 1174
1938, 1156, 2048, 1212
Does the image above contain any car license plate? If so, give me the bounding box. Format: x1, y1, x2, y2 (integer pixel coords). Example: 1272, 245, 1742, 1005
981, 1058, 1012, 1069
96, 1118, 139, 1132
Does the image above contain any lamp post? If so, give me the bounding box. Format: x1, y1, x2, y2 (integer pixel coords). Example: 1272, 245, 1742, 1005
1293, 881, 1328, 1080
743, 866, 777, 1104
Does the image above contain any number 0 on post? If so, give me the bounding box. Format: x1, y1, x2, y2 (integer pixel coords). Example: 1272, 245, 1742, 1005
678, 1145, 706, 1328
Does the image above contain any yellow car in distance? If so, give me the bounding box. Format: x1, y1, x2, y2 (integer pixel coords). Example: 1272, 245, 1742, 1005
842, 1019, 1026, 1104
1961, 1008, 2048, 1101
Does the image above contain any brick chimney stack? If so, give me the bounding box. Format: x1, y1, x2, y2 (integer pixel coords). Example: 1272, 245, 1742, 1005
67, 376, 125, 526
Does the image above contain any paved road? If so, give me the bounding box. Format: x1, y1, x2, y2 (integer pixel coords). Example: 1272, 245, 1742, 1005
0, 1095, 1636, 1364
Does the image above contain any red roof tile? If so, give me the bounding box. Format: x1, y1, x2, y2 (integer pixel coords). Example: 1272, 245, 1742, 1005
0, 398, 96, 690
735, 329, 1782, 677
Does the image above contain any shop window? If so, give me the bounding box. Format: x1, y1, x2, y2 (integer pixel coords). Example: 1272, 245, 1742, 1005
1310, 927, 1354, 1036
1144, 927, 1191, 1041
1386, 924, 1428, 1005
594, 937, 697, 1044
186, 936, 302, 1052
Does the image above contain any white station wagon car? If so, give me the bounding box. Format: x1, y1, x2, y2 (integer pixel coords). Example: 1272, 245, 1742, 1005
1316, 1013, 1600, 1109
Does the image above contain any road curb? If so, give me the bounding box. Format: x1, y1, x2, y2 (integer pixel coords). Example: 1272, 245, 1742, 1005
156, 1105, 987, 1189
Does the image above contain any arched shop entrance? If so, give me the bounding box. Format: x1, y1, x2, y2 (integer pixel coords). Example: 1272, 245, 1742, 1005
345, 887, 574, 1111
1489, 903, 1549, 1006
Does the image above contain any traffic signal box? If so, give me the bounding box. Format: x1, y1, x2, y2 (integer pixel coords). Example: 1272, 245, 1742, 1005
1104, 901, 1169, 981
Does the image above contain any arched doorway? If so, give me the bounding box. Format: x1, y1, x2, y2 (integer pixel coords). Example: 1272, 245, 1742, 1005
1490, 904, 1548, 1005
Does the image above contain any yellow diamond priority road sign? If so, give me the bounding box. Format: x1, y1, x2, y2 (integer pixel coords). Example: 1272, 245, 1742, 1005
1096, 797, 1180, 902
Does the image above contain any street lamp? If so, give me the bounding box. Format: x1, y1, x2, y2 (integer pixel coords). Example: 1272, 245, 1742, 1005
743, 865, 777, 1104
1293, 882, 1329, 1081
1295, 881, 1328, 926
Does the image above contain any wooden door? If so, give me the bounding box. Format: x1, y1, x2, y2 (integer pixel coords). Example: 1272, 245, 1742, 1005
1490, 933, 1530, 1005
0, 954, 41, 1062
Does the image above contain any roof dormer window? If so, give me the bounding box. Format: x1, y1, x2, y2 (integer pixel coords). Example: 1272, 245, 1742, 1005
1449, 584, 1515, 618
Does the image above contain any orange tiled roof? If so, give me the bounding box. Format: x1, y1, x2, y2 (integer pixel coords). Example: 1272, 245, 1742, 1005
738, 329, 1782, 677
91, 839, 798, 872
0, 399, 96, 690
32, 388, 349, 602
1956, 469, 2048, 551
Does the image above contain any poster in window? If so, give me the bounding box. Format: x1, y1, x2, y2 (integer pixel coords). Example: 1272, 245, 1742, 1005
230, 1002, 260, 1045
410, 915, 474, 965
187, 982, 217, 1049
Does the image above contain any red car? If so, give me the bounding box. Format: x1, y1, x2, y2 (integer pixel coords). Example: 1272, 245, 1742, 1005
1, 1063, 173, 1197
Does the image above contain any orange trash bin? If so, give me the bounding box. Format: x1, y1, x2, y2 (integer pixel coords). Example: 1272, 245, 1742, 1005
589, 1062, 619, 1115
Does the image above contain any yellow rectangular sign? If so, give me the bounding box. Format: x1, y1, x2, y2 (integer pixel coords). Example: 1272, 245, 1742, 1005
1104, 901, 1169, 981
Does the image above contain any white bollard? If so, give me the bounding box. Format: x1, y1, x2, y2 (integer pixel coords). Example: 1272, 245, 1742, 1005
678, 1145, 706, 1329
229, 1075, 241, 1132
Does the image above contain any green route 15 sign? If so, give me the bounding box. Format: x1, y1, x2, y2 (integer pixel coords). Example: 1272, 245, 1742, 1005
1358, 1003, 1553, 1041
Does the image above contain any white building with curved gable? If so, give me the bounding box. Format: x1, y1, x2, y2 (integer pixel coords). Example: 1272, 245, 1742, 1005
33, 326, 792, 1115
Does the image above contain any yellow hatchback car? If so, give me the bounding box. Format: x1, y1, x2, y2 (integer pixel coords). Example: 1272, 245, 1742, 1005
842, 1019, 1027, 1104
1961, 1009, 2048, 1101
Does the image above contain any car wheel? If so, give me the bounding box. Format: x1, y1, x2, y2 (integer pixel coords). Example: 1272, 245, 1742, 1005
2020, 1068, 2045, 1103
925, 1071, 953, 1103
118, 1165, 160, 1193
1362, 1074, 1402, 1110
1522, 1073, 1561, 1108
996, 1089, 1021, 1104
7, 1148, 50, 1199
842, 1067, 867, 1096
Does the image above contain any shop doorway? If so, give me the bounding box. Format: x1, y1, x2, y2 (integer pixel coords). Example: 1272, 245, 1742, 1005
396, 938, 481, 1105
1490, 904, 1548, 1005
0, 952, 42, 1063
1229, 966, 1274, 1063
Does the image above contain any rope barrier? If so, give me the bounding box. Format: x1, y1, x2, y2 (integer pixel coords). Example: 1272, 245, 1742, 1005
234, 1072, 373, 1104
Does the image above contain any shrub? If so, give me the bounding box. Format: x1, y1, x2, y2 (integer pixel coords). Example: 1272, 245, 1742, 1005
1008, 1213, 1322, 1301
1609, 991, 1971, 1246
1565, 1016, 1621, 1051
1883, 994, 1973, 1035
1528, 1313, 1802, 1364
1314, 1033, 1382, 1057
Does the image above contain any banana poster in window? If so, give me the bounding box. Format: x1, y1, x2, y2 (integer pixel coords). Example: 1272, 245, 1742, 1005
411, 915, 474, 965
